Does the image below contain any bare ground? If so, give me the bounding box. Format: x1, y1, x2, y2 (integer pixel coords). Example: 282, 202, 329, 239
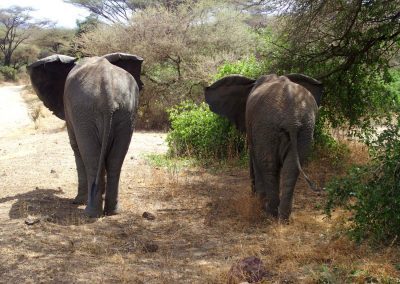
0, 85, 399, 283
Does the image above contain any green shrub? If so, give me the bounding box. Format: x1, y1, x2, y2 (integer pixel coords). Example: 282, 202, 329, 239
214, 55, 263, 80
312, 117, 350, 167
0, 66, 18, 81
325, 114, 400, 244
167, 101, 245, 159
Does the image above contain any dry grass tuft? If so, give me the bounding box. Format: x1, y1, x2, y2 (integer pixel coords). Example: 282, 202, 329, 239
228, 190, 266, 224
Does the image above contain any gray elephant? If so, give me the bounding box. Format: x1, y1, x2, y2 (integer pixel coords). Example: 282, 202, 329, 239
204, 74, 323, 221
28, 53, 143, 218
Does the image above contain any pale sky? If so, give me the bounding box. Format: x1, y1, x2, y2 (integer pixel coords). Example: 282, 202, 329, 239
0, 0, 91, 28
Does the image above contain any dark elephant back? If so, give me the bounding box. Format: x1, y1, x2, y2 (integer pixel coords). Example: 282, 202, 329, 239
246, 75, 319, 135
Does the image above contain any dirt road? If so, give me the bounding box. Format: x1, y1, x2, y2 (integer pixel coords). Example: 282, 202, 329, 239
0, 85, 32, 137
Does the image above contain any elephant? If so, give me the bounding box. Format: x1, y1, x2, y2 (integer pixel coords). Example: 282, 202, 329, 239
28, 53, 143, 218
204, 74, 323, 221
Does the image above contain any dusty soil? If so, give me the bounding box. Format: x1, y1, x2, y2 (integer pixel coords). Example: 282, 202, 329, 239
0, 85, 399, 283
0, 84, 31, 137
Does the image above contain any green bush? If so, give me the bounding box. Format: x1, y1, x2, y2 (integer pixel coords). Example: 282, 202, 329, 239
167, 101, 245, 159
214, 55, 263, 80
312, 117, 350, 167
325, 114, 400, 244
0, 66, 18, 81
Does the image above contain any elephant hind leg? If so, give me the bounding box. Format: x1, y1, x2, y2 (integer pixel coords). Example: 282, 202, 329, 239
249, 149, 256, 193
251, 128, 281, 218
252, 153, 280, 217
104, 112, 134, 215
73, 129, 105, 217
72, 151, 88, 205
67, 126, 88, 205
279, 128, 313, 221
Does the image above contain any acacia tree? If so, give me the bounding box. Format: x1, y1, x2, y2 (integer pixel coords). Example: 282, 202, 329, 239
0, 6, 49, 66
64, 0, 189, 23
75, 0, 256, 128
259, 0, 400, 127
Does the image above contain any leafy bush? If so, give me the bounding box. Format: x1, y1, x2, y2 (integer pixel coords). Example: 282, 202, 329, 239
325, 114, 400, 244
0, 66, 17, 81
167, 101, 245, 159
312, 117, 350, 167
214, 55, 263, 80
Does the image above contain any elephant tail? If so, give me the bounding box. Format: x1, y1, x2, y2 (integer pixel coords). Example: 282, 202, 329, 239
289, 130, 319, 192
89, 113, 113, 208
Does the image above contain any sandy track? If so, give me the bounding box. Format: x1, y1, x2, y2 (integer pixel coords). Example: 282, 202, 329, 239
0, 85, 32, 137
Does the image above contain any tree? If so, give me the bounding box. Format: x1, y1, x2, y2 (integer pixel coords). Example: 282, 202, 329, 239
0, 6, 50, 66
64, 0, 188, 23
76, 14, 100, 35
259, 0, 400, 127
75, 0, 256, 128
32, 28, 76, 58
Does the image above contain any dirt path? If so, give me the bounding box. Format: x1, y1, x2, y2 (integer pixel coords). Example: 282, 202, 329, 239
0, 84, 32, 137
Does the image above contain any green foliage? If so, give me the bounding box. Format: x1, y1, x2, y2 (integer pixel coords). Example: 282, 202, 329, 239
76, 15, 100, 36
166, 101, 245, 159
386, 68, 400, 103
325, 114, 400, 244
214, 55, 263, 80
309, 264, 399, 283
312, 117, 350, 166
75, 1, 256, 129
258, 1, 400, 129
0, 66, 17, 81
145, 153, 195, 171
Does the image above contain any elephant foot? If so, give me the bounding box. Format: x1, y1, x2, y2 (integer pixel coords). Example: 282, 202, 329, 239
266, 210, 278, 219
84, 206, 103, 218
265, 203, 279, 219
104, 204, 121, 216
72, 195, 87, 205
278, 216, 290, 225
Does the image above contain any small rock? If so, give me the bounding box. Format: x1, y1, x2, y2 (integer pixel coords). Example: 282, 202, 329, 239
227, 256, 270, 284
142, 211, 156, 220
130, 156, 134, 160
142, 242, 158, 253
50, 169, 56, 174
25, 216, 41, 226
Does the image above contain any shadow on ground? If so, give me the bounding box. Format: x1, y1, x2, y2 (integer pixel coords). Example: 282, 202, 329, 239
0, 188, 95, 226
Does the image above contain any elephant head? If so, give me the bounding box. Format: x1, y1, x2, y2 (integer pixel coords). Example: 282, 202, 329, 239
204, 73, 323, 132
28, 53, 144, 120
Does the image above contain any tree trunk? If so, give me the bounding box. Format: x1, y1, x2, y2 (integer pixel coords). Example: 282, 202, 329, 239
4, 52, 12, 66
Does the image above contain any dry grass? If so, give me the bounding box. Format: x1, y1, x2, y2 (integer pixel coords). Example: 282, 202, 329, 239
1, 142, 398, 282
0, 94, 398, 283
20, 86, 66, 131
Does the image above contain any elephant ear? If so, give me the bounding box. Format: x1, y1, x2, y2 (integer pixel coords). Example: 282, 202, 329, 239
28, 54, 77, 120
102, 53, 144, 91
204, 75, 256, 132
285, 73, 323, 106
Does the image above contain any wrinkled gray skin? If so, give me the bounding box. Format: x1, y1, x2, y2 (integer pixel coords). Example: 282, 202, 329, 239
28, 53, 143, 218
205, 74, 323, 221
